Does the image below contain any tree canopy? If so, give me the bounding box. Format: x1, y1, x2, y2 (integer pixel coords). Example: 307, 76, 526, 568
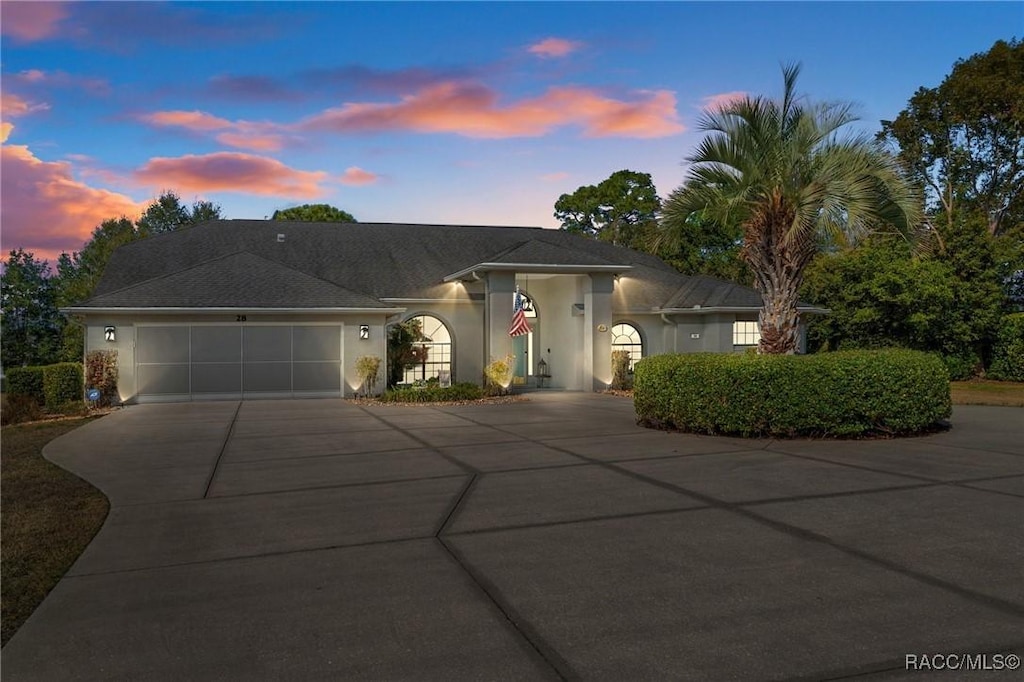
659, 65, 921, 354
136, 191, 223, 235
272, 204, 357, 223
1, 250, 62, 368
879, 38, 1023, 237
554, 170, 660, 248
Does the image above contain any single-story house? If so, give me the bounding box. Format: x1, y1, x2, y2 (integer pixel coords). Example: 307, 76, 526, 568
66, 220, 824, 403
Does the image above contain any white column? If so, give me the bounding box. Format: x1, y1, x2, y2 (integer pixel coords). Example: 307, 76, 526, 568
485, 271, 516, 370
585, 273, 614, 391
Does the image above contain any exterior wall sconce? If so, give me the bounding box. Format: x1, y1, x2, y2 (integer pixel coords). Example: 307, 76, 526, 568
104, 326, 116, 342
359, 325, 370, 340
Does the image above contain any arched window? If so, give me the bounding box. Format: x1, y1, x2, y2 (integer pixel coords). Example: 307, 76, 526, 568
403, 314, 453, 384
611, 322, 644, 370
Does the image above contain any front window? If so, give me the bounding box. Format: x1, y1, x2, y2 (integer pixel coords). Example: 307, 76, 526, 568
403, 314, 453, 384
733, 320, 761, 346
611, 322, 644, 370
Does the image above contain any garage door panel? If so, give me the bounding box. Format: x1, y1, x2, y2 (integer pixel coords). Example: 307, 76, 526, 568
293, 326, 340, 361
244, 326, 291, 362
137, 327, 189, 364
294, 362, 341, 392
192, 327, 242, 363
244, 362, 292, 392
137, 364, 190, 396
191, 363, 242, 394
138, 324, 341, 401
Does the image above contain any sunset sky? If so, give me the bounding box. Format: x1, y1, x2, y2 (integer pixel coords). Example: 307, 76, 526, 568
1, 1, 1017, 264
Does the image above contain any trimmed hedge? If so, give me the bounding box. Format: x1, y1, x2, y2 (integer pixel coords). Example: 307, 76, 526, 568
42, 363, 84, 410
6, 367, 45, 404
634, 350, 951, 438
379, 382, 484, 403
988, 313, 1024, 382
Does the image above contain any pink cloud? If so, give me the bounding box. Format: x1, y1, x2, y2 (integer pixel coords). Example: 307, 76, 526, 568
1, 139, 142, 264
527, 38, 582, 58
213, 132, 284, 152
701, 91, 747, 111
339, 166, 379, 186
14, 69, 112, 95
140, 110, 233, 131
0, 2, 69, 42
133, 152, 327, 198
2, 92, 50, 118
139, 109, 286, 151
300, 82, 684, 139
540, 172, 571, 182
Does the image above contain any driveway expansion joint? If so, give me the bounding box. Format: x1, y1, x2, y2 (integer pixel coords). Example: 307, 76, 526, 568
202, 401, 242, 499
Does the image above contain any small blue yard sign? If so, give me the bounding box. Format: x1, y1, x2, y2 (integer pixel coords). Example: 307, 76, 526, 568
86, 388, 101, 402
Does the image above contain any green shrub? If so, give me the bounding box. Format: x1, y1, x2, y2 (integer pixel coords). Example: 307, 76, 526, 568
54, 400, 89, 417
941, 351, 981, 381
611, 350, 632, 390
6, 366, 45, 403
85, 350, 119, 407
42, 363, 83, 410
379, 382, 484, 403
633, 350, 951, 438
988, 313, 1024, 381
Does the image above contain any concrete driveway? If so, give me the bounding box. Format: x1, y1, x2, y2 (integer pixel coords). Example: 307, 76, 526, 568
3, 394, 1023, 680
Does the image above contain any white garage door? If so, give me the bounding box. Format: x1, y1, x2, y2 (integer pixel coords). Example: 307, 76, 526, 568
136, 325, 343, 402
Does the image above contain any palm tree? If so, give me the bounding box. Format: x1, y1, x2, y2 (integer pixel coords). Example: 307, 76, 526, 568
659, 65, 922, 354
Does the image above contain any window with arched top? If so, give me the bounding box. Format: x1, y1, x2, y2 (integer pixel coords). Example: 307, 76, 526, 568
402, 314, 453, 384
611, 322, 644, 370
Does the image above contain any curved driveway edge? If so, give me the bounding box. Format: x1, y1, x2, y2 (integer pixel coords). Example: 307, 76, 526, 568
3, 396, 1022, 680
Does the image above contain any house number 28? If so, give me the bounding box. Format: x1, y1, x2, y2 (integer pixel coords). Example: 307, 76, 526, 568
236, 315, 247, 322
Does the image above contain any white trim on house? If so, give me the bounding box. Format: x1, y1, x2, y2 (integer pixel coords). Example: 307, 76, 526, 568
64, 306, 407, 315
655, 305, 830, 315
379, 298, 481, 304
443, 263, 631, 283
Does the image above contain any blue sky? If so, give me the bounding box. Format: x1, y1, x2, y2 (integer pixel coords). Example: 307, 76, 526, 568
2, 1, 1018, 263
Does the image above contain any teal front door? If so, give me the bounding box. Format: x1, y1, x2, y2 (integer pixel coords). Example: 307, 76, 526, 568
513, 334, 528, 383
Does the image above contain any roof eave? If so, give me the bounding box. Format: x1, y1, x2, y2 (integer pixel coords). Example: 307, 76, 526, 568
62, 306, 407, 315
443, 263, 632, 282
654, 305, 831, 315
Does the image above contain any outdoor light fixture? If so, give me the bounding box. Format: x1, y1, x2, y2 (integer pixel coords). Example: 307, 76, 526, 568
104, 326, 116, 342
359, 325, 370, 340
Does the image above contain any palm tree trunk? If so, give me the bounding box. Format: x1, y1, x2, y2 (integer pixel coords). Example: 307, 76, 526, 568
742, 209, 813, 355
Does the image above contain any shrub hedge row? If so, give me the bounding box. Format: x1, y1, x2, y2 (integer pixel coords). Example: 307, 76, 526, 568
44, 363, 84, 409
6, 367, 46, 404
378, 382, 484, 403
6, 363, 84, 411
633, 350, 951, 438
988, 313, 1024, 382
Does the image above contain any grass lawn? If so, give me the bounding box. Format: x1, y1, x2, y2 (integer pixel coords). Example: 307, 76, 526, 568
1, 418, 108, 647
951, 380, 1024, 407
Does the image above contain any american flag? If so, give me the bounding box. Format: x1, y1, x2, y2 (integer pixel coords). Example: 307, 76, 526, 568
508, 288, 532, 337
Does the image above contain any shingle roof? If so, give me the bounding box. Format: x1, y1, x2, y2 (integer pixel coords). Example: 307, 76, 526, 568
86, 252, 391, 309
81, 220, 768, 312
661, 275, 763, 309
